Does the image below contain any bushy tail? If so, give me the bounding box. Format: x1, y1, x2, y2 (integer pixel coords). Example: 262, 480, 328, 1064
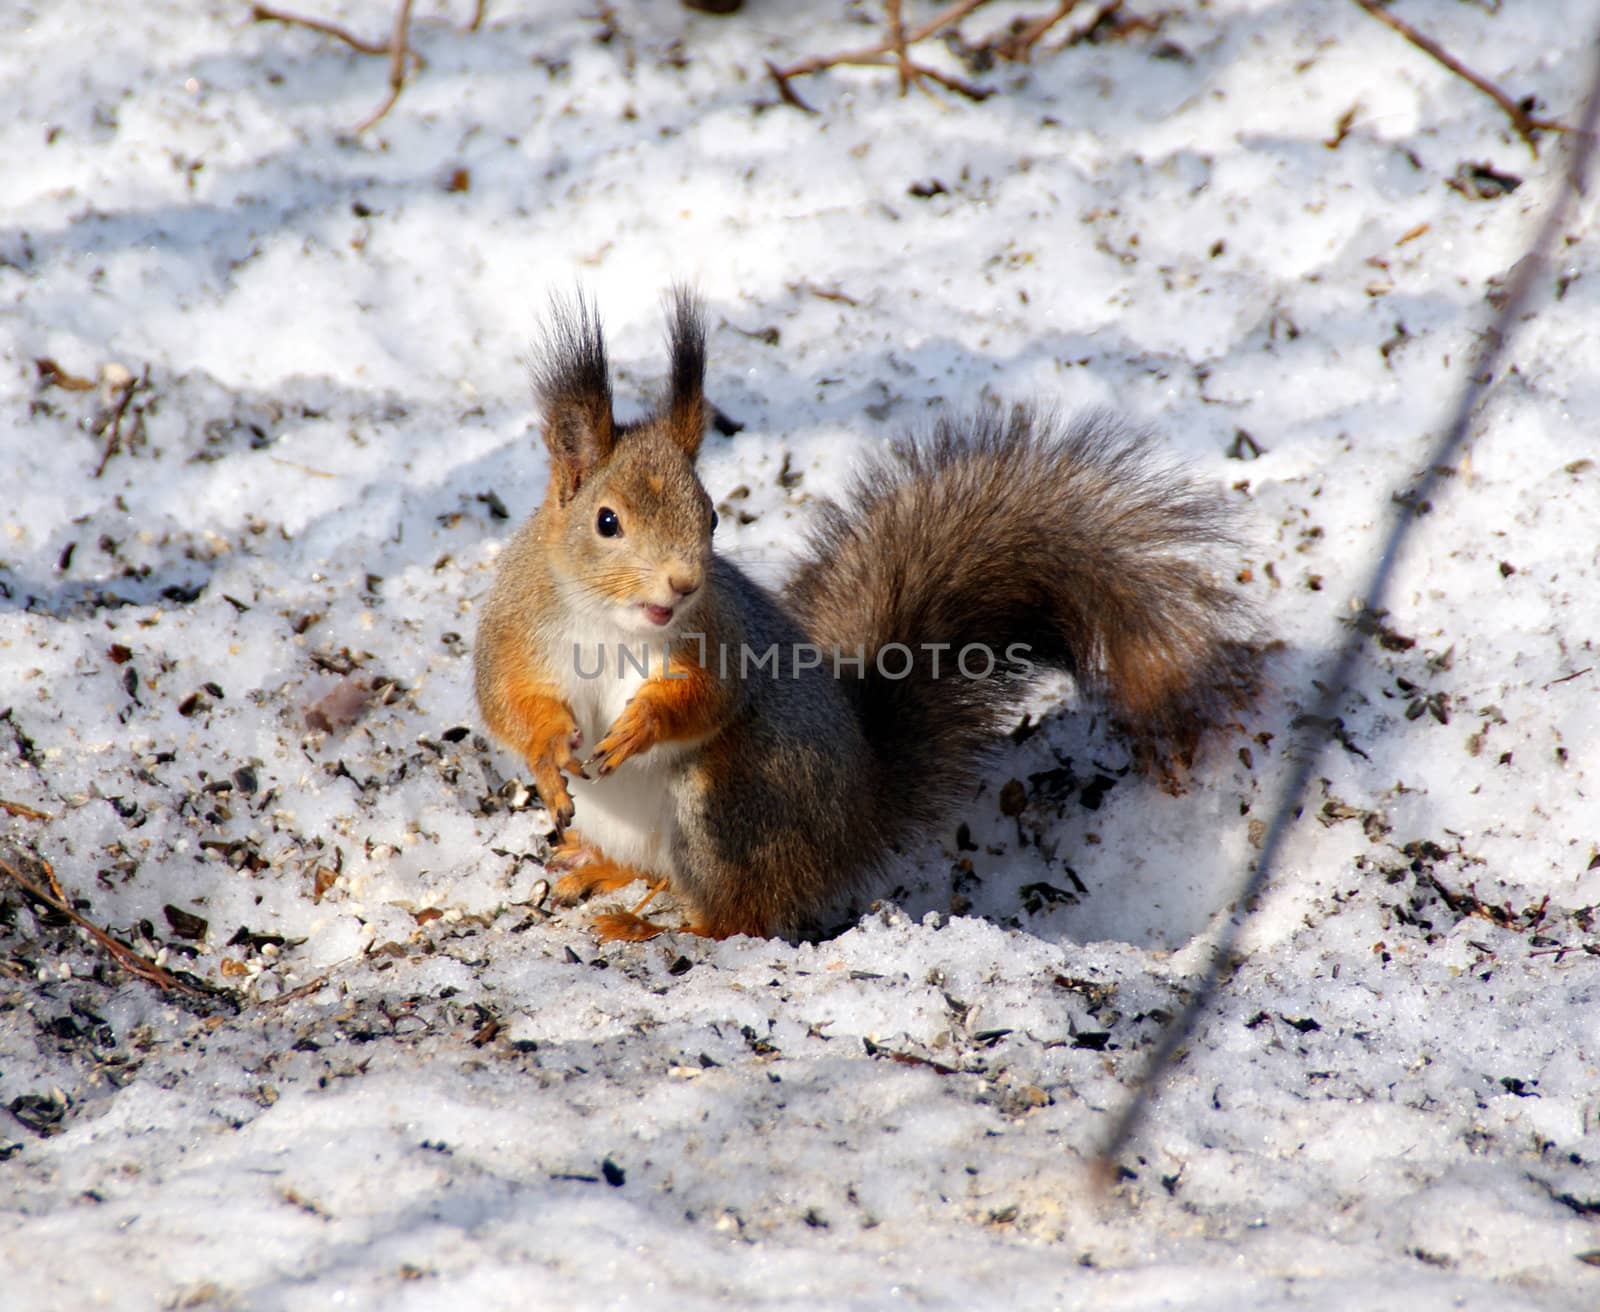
783, 407, 1259, 830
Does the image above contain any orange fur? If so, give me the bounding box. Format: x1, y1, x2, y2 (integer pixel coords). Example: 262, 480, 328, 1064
546, 829, 673, 927
688, 909, 767, 940
482, 658, 585, 832
551, 857, 655, 906
586, 653, 731, 776
592, 910, 670, 942
591, 905, 764, 943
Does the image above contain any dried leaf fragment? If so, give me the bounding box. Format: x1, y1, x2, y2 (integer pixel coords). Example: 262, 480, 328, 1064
306, 679, 372, 733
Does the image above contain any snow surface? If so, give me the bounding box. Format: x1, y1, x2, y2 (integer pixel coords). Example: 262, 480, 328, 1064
3, 1, 1599, 1307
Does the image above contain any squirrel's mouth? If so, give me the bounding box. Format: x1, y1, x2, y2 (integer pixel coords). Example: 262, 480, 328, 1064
641, 603, 675, 627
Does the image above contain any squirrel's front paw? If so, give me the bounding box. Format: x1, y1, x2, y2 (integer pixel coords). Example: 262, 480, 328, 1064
585, 703, 659, 777
530, 723, 588, 833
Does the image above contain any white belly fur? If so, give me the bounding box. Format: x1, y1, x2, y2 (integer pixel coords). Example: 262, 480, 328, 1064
566, 765, 677, 876
556, 628, 683, 879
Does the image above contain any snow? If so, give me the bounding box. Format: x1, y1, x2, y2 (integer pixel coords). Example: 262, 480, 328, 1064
3, 0, 1599, 1307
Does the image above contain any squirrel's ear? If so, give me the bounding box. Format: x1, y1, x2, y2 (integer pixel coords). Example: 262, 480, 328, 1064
535, 293, 615, 501
662, 286, 707, 459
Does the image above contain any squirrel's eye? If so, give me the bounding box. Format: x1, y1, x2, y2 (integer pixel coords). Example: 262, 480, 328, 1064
596, 507, 622, 538
710, 510, 719, 533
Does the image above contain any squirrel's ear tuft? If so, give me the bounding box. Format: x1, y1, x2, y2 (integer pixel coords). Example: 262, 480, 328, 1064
535, 291, 615, 501
662, 286, 707, 459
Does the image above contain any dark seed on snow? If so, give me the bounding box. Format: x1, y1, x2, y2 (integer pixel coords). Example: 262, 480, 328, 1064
42, 1015, 82, 1040
163, 904, 209, 940
9, 1093, 67, 1136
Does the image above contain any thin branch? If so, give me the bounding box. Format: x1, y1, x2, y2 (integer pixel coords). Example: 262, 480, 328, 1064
261, 972, 335, 1006
905, 0, 994, 44
251, 3, 390, 55
769, 35, 914, 85
467, 0, 487, 32
92, 367, 150, 479
766, 0, 1100, 107
989, 0, 1080, 62
253, 0, 427, 135
1096, 37, 1600, 1182
1543, 666, 1593, 689
767, 0, 1000, 107
1073, 0, 1157, 46
887, 0, 911, 96
1351, 0, 1570, 152
0, 847, 221, 1003
900, 57, 993, 101
765, 59, 817, 113
850, 52, 994, 101
352, 0, 417, 134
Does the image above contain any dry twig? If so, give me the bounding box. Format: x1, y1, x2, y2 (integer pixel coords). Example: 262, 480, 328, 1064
765, 0, 1138, 109
93, 367, 150, 480
251, 3, 391, 54
259, 972, 339, 1007
766, 0, 997, 110
887, 0, 911, 94
253, 0, 486, 134
354, 0, 417, 135
0, 846, 221, 1003
1543, 666, 1593, 689
988, 0, 1081, 62
1351, 0, 1570, 152
901, 0, 994, 44
34, 358, 96, 392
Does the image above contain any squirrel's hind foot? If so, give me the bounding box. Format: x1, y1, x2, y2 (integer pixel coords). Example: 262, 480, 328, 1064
546, 829, 599, 877
549, 848, 657, 906
591, 909, 671, 942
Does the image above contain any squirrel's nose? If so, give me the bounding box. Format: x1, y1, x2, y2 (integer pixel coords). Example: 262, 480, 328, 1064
667, 574, 700, 599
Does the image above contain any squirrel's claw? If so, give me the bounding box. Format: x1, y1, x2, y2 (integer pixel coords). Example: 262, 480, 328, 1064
531, 769, 575, 835
583, 742, 623, 777
585, 712, 656, 777
530, 725, 585, 833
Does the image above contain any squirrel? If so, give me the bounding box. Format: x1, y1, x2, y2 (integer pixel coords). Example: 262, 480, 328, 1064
474, 289, 1259, 943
